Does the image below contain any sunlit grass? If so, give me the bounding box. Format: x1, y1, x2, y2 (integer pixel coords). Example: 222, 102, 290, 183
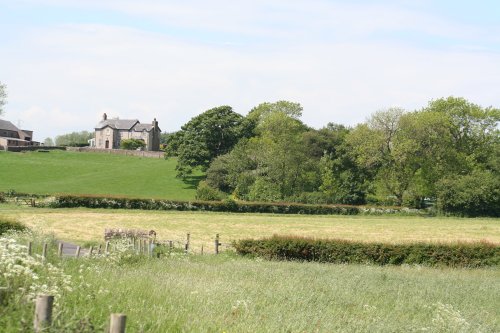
1, 205, 498, 251
53, 255, 500, 332
0, 150, 201, 200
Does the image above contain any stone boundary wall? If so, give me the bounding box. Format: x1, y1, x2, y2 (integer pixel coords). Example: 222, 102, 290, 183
66, 147, 164, 159
5, 146, 65, 152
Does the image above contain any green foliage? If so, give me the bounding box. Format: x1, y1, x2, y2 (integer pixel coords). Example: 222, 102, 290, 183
207, 101, 317, 202
120, 138, 146, 150
0, 218, 27, 235
234, 236, 500, 268
55, 131, 93, 147
436, 170, 500, 217
49, 194, 426, 215
195, 181, 225, 201
169, 106, 250, 178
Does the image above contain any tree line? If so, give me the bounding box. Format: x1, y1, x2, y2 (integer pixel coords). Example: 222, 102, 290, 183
165, 97, 499, 216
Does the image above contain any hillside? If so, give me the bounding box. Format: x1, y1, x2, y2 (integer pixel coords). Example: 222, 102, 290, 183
0, 150, 201, 200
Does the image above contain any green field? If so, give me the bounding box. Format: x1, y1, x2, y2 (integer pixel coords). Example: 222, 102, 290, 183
0, 150, 200, 200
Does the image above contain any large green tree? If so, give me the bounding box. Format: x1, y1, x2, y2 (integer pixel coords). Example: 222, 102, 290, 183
169, 106, 250, 178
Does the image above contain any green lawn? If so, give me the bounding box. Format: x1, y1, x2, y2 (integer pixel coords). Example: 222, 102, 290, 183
0, 150, 200, 200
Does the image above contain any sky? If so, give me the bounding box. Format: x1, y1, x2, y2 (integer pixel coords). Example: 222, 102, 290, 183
1, 0, 499, 141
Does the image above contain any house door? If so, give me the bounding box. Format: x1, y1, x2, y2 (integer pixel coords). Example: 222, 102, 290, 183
105, 140, 109, 148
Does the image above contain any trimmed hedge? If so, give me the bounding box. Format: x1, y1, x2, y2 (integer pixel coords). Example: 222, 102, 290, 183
233, 236, 500, 268
46, 195, 424, 215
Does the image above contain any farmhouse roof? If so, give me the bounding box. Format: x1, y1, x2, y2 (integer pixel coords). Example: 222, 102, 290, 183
133, 123, 154, 132
95, 119, 139, 130
0, 119, 20, 132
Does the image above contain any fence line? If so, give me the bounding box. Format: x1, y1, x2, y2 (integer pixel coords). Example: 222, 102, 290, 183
25, 234, 230, 259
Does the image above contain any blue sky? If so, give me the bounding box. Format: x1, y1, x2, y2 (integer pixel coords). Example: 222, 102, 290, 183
1, 0, 499, 140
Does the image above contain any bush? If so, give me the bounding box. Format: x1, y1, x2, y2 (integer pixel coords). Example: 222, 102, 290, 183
196, 181, 225, 201
0, 218, 27, 235
120, 139, 146, 150
233, 236, 500, 268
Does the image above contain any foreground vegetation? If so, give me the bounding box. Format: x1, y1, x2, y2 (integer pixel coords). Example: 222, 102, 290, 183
234, 236, 500, 267
1, 232, 499, 332
1, 205, 499, 251
0, 150, 200, 200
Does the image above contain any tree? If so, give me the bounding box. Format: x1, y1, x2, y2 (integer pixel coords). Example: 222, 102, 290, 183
172, 106, 249, 177
43, 137, 54, 146
206, 101, 317, 201
55, 131, 93, 146
346, 107, 413, 205
0, 82, 7, 117
436, 170, 500, 217
318, 125, 374, 205
120, 138, 146, 150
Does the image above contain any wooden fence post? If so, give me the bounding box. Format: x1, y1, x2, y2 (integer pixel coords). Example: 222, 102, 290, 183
42, 243, 48, 261
34, 295, 54, 332
185, 233, 190, 254
215, 234, 220, 255
105, 241, 110, 255
201, 244, 204, 255
28, 241, 32, 256
89, 246, 94, 257
109, 313, 127, 333
75, 246, 81, 258
98, 244, 102, 255
58, 243, 63, 257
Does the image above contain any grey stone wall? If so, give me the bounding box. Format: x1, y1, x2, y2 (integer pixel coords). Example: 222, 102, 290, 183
66, 147, 164, 158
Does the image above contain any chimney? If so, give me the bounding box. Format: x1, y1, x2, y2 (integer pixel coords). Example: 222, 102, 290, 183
152, 118, 158, 129
103, 113, 107, 121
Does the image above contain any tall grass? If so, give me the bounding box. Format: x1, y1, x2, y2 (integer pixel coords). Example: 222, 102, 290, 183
2, 234, 499, 332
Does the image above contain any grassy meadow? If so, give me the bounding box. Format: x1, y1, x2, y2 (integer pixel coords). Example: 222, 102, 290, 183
1, 247, 499, 332
0, 150, 200, 200
1, 205, 499, 251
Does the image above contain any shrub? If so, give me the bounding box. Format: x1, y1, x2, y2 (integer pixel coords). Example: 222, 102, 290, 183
0, 218, 27, 235
196, 181, 225, 201
120, 138, 146, 150
233, 236, 500, 268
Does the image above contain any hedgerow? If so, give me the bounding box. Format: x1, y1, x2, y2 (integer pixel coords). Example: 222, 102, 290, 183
46, 195, 425, 215
0, 218, 27, 235
233, 236, 500, 268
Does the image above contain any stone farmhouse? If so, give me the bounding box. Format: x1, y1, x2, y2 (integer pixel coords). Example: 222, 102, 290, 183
90, 114, 161, 151
0, 119, 39, 150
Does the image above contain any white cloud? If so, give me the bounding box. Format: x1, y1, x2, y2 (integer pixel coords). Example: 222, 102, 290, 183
1, 1, 499, 140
